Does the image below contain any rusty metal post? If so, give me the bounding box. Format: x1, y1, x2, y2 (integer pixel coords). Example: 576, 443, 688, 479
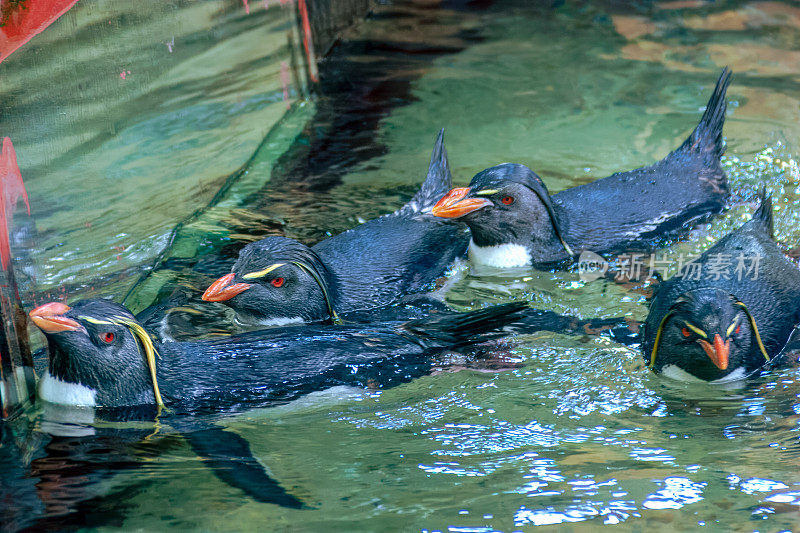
0, 265, 34, 419
0, 137, 34, 419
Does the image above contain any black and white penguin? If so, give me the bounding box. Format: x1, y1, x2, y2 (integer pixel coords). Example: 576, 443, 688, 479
642, 194, 800, 382
431, 68, 732, 269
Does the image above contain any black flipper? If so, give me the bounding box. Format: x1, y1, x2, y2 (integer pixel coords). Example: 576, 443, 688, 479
679, 66, 731, 157
403, 303, 640, 347
402, 302, 529, 346
401, 128, 452, 214
184, 428, 306, 509
753, 187, 774, 239
509, 309, 641, 347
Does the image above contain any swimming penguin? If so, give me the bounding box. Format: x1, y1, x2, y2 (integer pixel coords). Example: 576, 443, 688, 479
30, 298, 526, 409
431, 68, 732, 268
29, 298, 526, 508
643, 194, 800, 382
202, 130, 470, 325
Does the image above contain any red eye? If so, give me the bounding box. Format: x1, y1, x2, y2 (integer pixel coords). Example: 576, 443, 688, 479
735, 325, 741, 335
271, 277, 284, 288
501, 196, 514, 205
102, 332, 115, 343
681, 328, 691, 338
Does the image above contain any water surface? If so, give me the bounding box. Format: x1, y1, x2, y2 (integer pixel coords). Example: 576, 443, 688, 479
8, 0, 800, 530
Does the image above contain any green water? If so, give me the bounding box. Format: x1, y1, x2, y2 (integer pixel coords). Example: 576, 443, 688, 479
13, 0, 800, 530
0, 0, 309, 301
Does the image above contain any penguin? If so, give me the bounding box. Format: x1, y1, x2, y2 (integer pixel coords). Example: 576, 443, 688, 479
29, 298, 527, 410
642, 193, 800, 382
29, 298, 526, 508
202, 130, 470, 325
431, 68, 732, 268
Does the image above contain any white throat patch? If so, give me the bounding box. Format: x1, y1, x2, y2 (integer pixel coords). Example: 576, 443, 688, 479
257, 316, 305, 327
660, 365, 704, 382
234, 315, 306, 328
468, 239, 532, 268
711, 367, 748, 383
660, 364, 748, 384
38, 371, 97, 407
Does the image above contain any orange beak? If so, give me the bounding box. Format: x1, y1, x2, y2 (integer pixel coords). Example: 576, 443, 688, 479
29, 302, 84, 333
698, 334, 730, 370
431, 187, 493, 218
202, 273, 252, 302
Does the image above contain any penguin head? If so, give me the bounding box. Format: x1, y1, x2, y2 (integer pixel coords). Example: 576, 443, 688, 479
431, 163, 572, 254
29, 299, 162, 407
646, 288, 770, 382
202, 236, 337, 325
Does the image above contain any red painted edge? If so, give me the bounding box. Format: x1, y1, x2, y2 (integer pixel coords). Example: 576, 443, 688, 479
0, 0, 81, 65
0, 138, 31, 271
297, 0, 318, 83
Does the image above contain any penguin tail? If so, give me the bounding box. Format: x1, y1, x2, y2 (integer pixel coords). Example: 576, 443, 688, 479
402, 128, 453, 213
753, 186, 774, 239
507, 309, 641, 346
401, 301, 528, 346
679, 67, 731, 158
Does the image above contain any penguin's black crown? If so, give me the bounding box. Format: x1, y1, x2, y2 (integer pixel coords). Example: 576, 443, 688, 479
234, 236, 331, 280
470, 163, 550, 195
203, 236, 340, 324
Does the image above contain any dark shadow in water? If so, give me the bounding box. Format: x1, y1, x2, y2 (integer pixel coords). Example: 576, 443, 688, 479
0, 418, 164, 532
263, 2, 486, 193
8, 418, 308, 530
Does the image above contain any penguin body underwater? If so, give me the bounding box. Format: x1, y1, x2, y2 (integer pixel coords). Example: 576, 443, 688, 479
431, 68, 732, 269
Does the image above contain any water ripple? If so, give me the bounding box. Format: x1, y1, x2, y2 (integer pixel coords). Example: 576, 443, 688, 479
641, 477, 706, 510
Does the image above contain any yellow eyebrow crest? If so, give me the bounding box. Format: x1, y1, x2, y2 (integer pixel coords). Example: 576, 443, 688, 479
683, 322, 708, 339
242, 263, 285, 280
726, 319, 738, 337
735, 302, 770, 361
77, 314, 164, 408
79, 316, 114, 325
650, 311, 674, 368
474, 189, 498, 196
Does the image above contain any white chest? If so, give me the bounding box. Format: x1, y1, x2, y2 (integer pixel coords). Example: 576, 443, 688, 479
258, 316, 305, 327
233, 315, 306, 329
467, 239, 532, 268
660, 364, 748, 384
660, 365, 704, 382
38, 371, 97, 407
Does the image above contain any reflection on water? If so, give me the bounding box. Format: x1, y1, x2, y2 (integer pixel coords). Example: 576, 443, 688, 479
7, 0, 800, 530
1, 0, 310, 303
